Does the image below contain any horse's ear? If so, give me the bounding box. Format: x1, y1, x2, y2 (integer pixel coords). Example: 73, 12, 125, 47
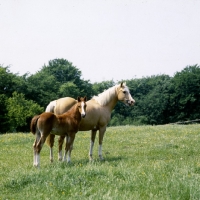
84, 96, 87, 102
120, 82, 126, 87
77, 97, 81, 102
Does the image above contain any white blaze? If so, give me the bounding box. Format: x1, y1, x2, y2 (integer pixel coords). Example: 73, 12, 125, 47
81, 102, 86, 116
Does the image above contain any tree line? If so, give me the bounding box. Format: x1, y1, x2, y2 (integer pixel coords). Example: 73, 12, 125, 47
0, 58, 200, 133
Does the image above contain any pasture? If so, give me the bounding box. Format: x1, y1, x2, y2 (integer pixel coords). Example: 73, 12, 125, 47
0, 125, 200, 199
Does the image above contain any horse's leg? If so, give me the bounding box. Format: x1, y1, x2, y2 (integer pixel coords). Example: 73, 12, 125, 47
98, 126, 106, 160
33, 138, 37, 166
33, 131, 41, 167
49, 134, 55, 162
63, 133, 75, 163
58, 135, 65, 161
34, 134, 47, 167
89, 130, 97, 161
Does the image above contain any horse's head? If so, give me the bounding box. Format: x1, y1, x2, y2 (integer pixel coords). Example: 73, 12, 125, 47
77, 96, 87, 118
117, 82, 135, 106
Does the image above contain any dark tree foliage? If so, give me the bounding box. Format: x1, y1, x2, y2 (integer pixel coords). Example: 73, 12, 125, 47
92, 80, 115, 96
42, 59, 82, 84
0, 67, 31, 132
109, 75, 172, 125
1, 62, 200, 133
111, 66, 200, 125
0, 66, 19, 96
41, 58, 94, 98
0, 66, 44, 132
25, 72, 59, 108
169, 65, 200, 122
7, 92, 43, 132
0, 94, 9, 133
25, 58, 93, 108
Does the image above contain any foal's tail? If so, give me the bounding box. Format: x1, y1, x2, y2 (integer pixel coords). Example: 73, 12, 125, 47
30, 115, 40, 135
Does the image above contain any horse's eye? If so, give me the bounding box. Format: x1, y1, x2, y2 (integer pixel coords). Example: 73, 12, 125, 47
123, 91, 126, 94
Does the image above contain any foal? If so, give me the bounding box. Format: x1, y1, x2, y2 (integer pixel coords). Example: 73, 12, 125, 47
30, 96, 87, 167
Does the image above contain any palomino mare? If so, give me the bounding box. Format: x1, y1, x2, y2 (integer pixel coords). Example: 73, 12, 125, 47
46, 82, 135, 162
30, 97, 87, 167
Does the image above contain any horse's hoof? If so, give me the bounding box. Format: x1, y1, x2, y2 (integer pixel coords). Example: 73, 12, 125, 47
66, 160, 71, 164
99, 156, 105, 161
89, 156, 93, 162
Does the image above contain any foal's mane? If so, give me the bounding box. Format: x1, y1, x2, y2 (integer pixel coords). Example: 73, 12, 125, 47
92, 84, 119, 106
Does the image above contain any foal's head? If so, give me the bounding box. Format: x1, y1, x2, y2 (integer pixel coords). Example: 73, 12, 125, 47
77, 96, 87, 118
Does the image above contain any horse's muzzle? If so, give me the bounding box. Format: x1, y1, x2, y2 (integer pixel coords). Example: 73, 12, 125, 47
127, 100, 135, 106
81, 114, 86, 118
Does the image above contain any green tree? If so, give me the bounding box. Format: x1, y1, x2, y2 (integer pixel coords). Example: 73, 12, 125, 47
0, 66, 30, 132
138, 75, 171, 124
7, 92, 43, 132
110, 75, 172, 125
58, 82, 80, 98
42, 59, 82, 84
169, 65, 200, 122
92, 80, 115, 95
0, 66, 19, 96
26, 72, 58, 107
26, 58, 94, 107
0, 94, 9, 133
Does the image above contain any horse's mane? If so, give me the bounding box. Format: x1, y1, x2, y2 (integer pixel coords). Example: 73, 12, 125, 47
92, 84, 119, 106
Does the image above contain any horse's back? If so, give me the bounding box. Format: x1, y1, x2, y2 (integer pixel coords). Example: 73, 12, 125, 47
55, 97, 77, 115
38, 112, 57, 130
45, 100, 56, 112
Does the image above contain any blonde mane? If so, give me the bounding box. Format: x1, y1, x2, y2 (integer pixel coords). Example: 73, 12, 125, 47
92, 85, 119, 106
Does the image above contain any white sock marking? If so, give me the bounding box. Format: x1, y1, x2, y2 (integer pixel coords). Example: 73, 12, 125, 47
89, 141, 94, 156
99, 145, 102, 157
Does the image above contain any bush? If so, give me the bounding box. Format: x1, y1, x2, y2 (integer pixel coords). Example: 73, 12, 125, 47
6, 92, 43, 132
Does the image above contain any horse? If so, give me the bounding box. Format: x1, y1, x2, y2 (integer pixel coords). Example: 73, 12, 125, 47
46, 82, 135, 161
45, 97, 77, 114
30, 96, 87, 167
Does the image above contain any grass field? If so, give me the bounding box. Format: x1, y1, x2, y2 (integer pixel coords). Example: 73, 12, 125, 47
0, 125, 200, 200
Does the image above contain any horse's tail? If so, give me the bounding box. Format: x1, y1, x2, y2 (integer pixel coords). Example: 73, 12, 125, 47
30, 115, 40, 135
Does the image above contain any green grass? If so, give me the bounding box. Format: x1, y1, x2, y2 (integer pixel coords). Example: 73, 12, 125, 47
1, 125, 200, 199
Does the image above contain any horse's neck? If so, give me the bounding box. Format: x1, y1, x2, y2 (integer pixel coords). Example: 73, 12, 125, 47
95, 87, 118, 111
103, 95, 118, 111
101, 86, 118, 111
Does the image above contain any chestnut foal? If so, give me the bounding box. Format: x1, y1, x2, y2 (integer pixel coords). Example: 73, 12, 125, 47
30, 96, 87, 167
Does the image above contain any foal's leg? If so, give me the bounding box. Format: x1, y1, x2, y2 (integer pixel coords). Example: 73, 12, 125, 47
33, 138, 37, 166
34, 134, 47, 167
49, 134, 55, 162
63, 133, 75, 163
89, 130, 97, 161
33, 131, 41, 167
98, 127, 106, 160
58, 135, 65, 161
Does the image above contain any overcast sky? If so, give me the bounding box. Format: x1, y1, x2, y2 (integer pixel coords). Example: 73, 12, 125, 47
1, 0, 200, 83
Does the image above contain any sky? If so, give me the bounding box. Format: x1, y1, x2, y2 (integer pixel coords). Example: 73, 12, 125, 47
0, 0, 200, 83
